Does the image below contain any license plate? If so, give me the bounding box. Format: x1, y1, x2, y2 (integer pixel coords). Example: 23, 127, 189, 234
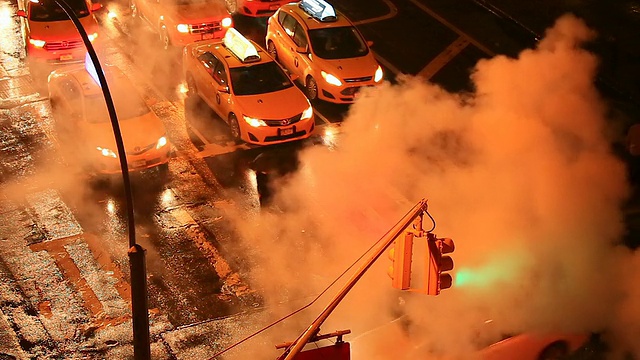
269, 4, 279, 10
132, 160, 146, 168
60, 54, 73, 61
201, 32, 214, 40
281, 127, 293, 136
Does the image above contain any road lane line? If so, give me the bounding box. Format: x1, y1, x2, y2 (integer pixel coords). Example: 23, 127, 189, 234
374, 52, 403, 76
352, 0, 398, 25
408, 0, 495, 57
418, 36, 469, 80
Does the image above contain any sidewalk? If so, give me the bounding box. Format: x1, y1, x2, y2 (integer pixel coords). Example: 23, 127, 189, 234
475, 0, 640, 108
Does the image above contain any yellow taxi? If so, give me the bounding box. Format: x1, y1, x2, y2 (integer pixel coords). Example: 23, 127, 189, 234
265, 0, 384, 104
183, 28, 315, 145
48, 55, 172, 175
225, 0, 290, 18
17, 0, 101, 66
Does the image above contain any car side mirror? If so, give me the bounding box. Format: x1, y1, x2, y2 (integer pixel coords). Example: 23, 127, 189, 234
217, 85, 229, 93
16, 9, 26, 17
628, 124, 640, 156
296, 45, 308, 54
90, 2, 102, 11
367, 40, 374, 47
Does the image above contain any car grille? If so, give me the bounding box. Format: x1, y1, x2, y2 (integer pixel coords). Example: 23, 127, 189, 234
44, 40, 83, 51
264, 113, 302, 127
344, 76, 373, 83
190, 22, 222, 34
127, 143, 155, 156
340, 86, 361, 96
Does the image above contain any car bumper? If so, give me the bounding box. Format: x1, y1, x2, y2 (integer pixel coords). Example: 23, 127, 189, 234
94, 147, 172, 175
26, 44, 87, 65
171, 30, 228, 47
317, 81, 383, 104
242, 117, 315, 146
237, 0, 289, 17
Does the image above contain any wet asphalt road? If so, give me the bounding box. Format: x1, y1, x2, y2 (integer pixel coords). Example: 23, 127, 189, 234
0, 0, 639, 358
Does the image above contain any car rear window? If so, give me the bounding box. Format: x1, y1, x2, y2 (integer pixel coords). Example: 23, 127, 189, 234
29, 0, 90, 22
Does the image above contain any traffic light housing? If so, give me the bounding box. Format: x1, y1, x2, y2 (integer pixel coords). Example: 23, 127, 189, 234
387, 232, 413, 290
426, 235, 455, 295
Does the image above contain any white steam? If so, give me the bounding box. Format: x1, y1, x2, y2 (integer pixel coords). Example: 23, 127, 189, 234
228, 14, 639, 360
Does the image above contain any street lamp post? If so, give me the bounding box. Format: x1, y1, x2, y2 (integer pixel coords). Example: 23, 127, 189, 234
51, 1, 151, 358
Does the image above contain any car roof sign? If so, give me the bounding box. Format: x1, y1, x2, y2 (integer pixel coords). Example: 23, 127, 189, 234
84, 52, 103, 86
299, 0, 337, 22
223, 28, 260, 63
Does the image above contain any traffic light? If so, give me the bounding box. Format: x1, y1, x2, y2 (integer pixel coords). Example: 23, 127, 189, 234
387, 232, 413, 290
426, 235, 455, 295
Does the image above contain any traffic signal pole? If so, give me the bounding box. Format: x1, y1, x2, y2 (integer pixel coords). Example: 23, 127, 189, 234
278, 199, 429, 360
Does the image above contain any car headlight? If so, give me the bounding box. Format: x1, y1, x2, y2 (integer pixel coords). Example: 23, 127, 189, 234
29, 38, 46, 48
97, 146, 117, 158
88, 32, 98, 42
243, 115, 267, 127
221, 17, 233, 28
156, 136, 168, 149
301, 103, 313, 120
374, 65, 383, 82
321, 71, 342, 87
176, 24, 190, 33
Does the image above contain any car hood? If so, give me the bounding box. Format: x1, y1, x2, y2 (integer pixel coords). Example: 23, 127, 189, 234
314, 54, 379, 80
88, 111, 166, 151
28, 16, 99, 40
234, 87, 310, 120
171, 3, 229, 23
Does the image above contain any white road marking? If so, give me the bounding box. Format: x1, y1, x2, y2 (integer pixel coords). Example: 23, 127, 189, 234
352, 0, 398, 25
418, 36, 470, 79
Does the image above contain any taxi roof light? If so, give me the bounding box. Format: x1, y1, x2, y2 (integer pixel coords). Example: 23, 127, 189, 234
300, 0, 337, 22
84, 52, 103, 86
223, 28, 260, 63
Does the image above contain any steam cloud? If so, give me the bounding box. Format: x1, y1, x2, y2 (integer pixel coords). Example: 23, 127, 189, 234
228, 14, 640, 360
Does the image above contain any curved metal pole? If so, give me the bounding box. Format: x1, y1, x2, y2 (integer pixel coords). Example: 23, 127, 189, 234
279, 199, 429, 360
50, 2, 150, 358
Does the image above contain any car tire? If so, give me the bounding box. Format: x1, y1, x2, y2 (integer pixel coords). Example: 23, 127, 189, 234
130, 1, 139, 19
186, 74, 198, 98
267, 40, 278, 61
228, 113, 242, 143
160, 26, 171, 50
305, 76, 318, 100
538, 342, 569, 360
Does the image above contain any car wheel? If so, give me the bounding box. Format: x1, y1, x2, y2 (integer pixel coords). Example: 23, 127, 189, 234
305, 76, 318, 100
538, 342, 568, 360
160, 26, 171, 50
130, 1, 139, 19
267, 40, 278, 61
186, 74, 197, 98
225, 0, 237, 13
228, 113, 241, 143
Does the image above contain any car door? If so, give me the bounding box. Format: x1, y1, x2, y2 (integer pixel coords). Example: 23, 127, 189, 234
273, 12, 299, 74
211, 59, 233, 123
194, 52, 221, 110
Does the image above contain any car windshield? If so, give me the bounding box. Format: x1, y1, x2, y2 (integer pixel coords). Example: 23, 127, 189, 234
83, 90, 150, 124
29, 0, 90, 21
308, 26, 368, 59
230, 62, 293, 96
